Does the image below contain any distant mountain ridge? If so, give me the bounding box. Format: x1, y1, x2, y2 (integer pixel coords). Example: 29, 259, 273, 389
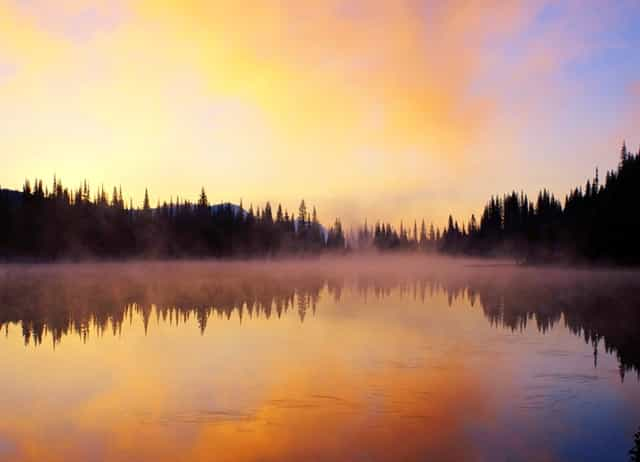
0, 189, 23, 206
210, 202, 245, 217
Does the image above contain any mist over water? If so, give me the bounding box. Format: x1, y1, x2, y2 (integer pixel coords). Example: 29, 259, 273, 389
1, 256, 639, 461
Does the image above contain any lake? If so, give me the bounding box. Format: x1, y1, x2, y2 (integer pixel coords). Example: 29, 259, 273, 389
0, 257, 638, 461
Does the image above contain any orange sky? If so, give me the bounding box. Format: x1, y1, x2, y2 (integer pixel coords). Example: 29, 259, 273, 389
0, 1, 639, 227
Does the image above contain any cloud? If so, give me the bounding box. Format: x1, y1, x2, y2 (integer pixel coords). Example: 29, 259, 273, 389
11, 0, 126, 41
0, 0, 639, 226
0, 60, 17, 81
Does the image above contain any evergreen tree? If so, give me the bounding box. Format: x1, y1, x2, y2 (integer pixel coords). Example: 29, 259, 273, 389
420, 220, 427, 249
143, 189, 151, 212
198, 187, 209, 209
264, 202, 273, 224
298, 200, 307, 227
621, 140, 628, 166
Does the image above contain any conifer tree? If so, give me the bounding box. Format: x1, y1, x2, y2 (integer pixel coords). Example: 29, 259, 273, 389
143, 189, 151, 212
198, 187, 209, 209
298, 200, 307, 228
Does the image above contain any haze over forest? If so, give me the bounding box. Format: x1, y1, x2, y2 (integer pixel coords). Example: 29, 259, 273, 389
1, 141, 639, 263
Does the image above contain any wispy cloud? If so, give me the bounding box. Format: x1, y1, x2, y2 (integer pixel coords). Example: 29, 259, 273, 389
0, 1, 638, 225
12, 0, 126, 41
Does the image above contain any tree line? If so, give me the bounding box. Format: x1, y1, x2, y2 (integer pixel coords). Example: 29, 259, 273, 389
0, 181, 345, 259
1, 142, 638, 263
357, 142, 640, 264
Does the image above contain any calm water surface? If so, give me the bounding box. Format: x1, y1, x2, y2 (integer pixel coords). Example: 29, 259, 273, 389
0, 258, 639, 461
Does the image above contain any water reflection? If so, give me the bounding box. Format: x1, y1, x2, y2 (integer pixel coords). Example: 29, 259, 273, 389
2, 260, 639, 379
0, 258, 639, 461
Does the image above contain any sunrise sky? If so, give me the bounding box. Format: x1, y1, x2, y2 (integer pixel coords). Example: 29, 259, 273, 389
1, 1, 639, 226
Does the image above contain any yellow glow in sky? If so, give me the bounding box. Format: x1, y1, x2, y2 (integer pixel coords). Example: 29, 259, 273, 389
0, 1, 638, 226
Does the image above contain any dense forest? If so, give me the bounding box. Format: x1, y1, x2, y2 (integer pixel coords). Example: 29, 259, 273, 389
0, 142, 638, 263
0, 183, 345, 259
360, 142, 640, 264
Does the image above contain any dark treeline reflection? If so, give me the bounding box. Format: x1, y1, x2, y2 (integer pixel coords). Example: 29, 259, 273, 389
1, 259, 639, 379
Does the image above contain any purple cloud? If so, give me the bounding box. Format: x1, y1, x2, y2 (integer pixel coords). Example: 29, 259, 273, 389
13, 0, 127, 42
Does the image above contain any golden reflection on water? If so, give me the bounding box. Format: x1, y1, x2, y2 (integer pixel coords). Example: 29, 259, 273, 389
0, 258, 639, 461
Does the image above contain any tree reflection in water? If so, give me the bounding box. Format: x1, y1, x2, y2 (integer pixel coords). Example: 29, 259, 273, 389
1, 258, 638, 380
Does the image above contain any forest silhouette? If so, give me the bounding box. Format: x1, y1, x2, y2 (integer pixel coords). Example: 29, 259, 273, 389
0, 142, 639, 263
0, 182, 344, 258
361, 143, 640, 264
